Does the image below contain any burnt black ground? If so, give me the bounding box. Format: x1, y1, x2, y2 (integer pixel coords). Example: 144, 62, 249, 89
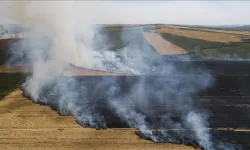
20, 58, 250, 150
2, 28, 250, 149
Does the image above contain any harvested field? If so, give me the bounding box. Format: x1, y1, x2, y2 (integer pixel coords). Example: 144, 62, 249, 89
14, 59, 250, 149
143, 32, 187, 55
159, 32, 229, 52
157, 25, 250, 36
0, 65, 32, 73
179, 27, 250, 36
62, 64, 130, 76
156, 27, 250, 43
198, 43, 250, 59
2, 59, 250, 149
2, 25, 250, 149
0, 64, 129, 76
0, 33, 23, 40
0, 89, 196, 150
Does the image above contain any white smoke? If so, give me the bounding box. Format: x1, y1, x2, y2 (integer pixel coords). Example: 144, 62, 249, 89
0, 1, 240, 150
186, 111, 213, 150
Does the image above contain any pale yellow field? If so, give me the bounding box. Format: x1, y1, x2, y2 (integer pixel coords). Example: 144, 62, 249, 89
0, 89, 197, 150
156, 25, 250, 36
186, 28, 250, 36
0, 64, 129, 76
156, 27, 250, 43
143, 32, 187, 55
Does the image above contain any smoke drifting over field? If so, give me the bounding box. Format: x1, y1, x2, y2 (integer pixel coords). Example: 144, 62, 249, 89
2, 1, 240, 150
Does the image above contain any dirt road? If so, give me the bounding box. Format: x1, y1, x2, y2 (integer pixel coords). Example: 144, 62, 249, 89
143, 32, 187, 55
0, 89, 196, 150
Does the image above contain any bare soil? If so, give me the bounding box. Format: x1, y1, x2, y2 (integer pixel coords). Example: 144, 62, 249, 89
143, 32, 187, 55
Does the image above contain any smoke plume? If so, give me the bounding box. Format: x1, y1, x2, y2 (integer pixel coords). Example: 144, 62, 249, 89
1, 1, 241, 150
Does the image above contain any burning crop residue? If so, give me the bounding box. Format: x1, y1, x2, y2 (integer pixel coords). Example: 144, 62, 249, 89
1, 1, 242, 150
20, 73, 240, 150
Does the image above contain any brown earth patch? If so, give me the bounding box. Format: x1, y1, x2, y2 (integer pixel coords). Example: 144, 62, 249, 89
143, 32, 187, 55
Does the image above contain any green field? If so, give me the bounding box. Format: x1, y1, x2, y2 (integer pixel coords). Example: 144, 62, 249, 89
198, 43, 250, 59
178, 27, 250, 38
0, 50, 8, 65
97, 25, 250, 60
158, 28, 250, 59
159, 32, 241, 52
0, 73, 26, 99
0, 39, 10, 65
0, 39, 26, 99
197, 25, 250, 31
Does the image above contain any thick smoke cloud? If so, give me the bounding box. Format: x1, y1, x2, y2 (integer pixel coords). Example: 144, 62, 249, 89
1, 1, 241, 150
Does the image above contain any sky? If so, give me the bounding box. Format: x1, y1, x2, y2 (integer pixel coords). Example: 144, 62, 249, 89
0, 1, 250, 25
87, 1, 250, 25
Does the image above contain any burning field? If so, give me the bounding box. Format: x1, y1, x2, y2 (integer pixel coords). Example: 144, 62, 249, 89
2, 57, 250, 150
1, 89, 198, 150
1, 1, 250, 150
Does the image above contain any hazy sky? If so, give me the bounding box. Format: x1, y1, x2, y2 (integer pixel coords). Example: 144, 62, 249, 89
89, 1, 250, 25
1, 1, 250, 25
